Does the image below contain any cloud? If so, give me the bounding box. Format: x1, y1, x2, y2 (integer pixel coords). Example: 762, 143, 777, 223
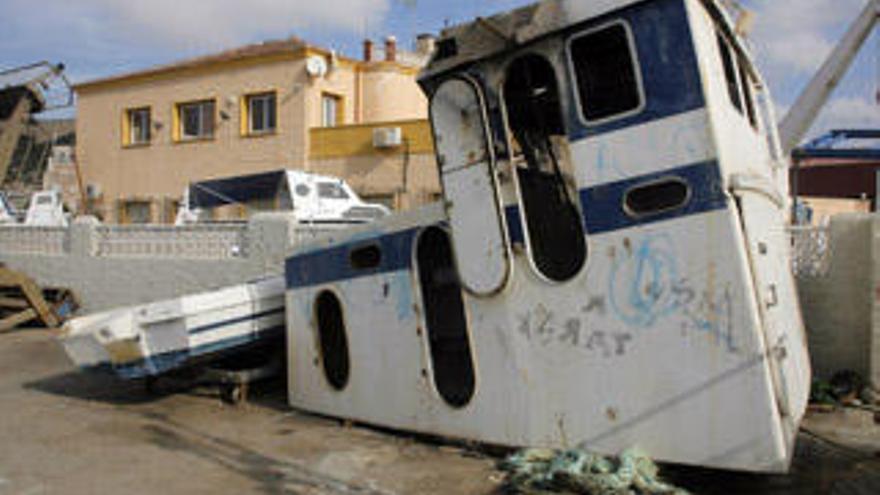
95, 0, 391, 48
746, 0, 869, 76
3, 0, 392, 54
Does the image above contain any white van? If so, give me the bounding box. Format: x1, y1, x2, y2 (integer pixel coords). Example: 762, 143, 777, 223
176, 170, 390, 225
24, 190, 69, 227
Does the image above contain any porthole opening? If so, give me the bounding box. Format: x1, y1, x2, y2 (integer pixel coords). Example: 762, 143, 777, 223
314, 290, 350, 390
349, 244, 382, 270
624, 178, 690, 218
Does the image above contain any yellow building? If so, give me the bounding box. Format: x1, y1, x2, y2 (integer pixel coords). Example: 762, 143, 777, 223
74, 36, 439, 223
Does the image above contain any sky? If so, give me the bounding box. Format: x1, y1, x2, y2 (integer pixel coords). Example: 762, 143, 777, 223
0, 0, 877, 144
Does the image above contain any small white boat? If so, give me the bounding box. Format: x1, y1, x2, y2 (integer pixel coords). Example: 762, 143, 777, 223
59, 276, 285, 379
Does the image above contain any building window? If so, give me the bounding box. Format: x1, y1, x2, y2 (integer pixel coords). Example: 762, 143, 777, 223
568, 22, 643, 123
176, 100, 215, 140
120, 200, 152, 224
245, 92, 277, 134
125, 107, 151, 146
321, 93, 342, 127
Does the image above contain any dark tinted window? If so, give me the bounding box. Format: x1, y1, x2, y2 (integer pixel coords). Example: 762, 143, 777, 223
624, 179, 690, 217
717, 34, 743, 114
416, 227, 475, 408
738, 64, 758, 129
504, 54, 587, 282
349, 244, 382, 270
570, 24, 641, 121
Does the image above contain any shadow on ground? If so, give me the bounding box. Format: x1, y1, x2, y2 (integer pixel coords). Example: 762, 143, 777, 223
23, 367, 290, 409
664, 433, 880, 495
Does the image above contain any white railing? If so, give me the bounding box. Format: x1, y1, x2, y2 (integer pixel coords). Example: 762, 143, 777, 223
95, 224, 249, 259
0, 226, 68, 255
790, 225, 831, 278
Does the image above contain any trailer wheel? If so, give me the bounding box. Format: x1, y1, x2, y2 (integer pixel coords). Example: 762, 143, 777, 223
220, 382, 247, 405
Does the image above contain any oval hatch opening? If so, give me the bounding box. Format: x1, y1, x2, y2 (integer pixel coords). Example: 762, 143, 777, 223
315, 290, 351, 391
416, 226, 476, 408
624, 178, 690, 218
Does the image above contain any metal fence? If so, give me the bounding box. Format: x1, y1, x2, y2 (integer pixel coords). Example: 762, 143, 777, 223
0, 226, 68, 255
95, 224, 249, 259
790, 225, 831, 278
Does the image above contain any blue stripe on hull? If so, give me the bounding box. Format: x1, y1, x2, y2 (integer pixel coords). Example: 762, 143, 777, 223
580, 160, 726, 235
285, 226, 423, 290
286, 161, 727, 290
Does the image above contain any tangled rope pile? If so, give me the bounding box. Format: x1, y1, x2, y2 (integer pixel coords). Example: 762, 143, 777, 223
499, 447, 689, 495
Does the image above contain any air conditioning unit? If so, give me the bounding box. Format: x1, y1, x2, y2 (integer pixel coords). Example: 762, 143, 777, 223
372, 127, 403, 148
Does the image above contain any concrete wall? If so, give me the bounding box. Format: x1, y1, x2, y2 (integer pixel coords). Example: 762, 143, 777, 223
800, 196, 872, 225
0, 213, 313, 314
796, 213, 879, 391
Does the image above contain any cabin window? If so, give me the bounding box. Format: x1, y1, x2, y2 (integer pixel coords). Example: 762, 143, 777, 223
738, 63, 758, 129
717, 34, 743, 115
295, 184, 311, 197
569, 23, 642, 122
349, 244, 382, 270
503, 54, 587, 282
430, 77, 490, 173
317, 182, 350, 200
624, 178, 690, 218
277, 178, 293, 210
314, 290, 351, 391
416, 226, 475, 408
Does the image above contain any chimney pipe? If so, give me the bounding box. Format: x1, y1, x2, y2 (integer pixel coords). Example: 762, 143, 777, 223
384, 36, 397, 62
416, 33, 436, 56
363, 39, 374, 62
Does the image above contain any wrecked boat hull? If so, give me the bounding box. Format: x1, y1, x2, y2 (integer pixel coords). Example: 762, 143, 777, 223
284, 0, 809, 474
59, 277, 285, 379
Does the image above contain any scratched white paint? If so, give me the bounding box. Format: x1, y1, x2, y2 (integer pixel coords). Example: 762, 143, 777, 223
286, 0, 809, 474
59, 277, 285, 376
569, 108, 714, 187
431, 78, 511, 296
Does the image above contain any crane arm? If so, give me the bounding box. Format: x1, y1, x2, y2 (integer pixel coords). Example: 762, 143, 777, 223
778, 0, 879, 155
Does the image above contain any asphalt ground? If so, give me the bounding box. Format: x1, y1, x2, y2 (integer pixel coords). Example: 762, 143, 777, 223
0, 328, 877, 494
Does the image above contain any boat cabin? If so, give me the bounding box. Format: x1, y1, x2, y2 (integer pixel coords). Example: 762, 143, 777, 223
285, 0, 809, 473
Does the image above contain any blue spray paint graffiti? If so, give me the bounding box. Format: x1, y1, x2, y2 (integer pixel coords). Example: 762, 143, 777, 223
609, 235, 739, 353
389, 272, 414, 321
594, 143, 627, 182
609, 235, 679, 327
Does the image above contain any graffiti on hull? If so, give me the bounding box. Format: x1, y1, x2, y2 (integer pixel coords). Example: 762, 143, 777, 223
609, 234, 739, 353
